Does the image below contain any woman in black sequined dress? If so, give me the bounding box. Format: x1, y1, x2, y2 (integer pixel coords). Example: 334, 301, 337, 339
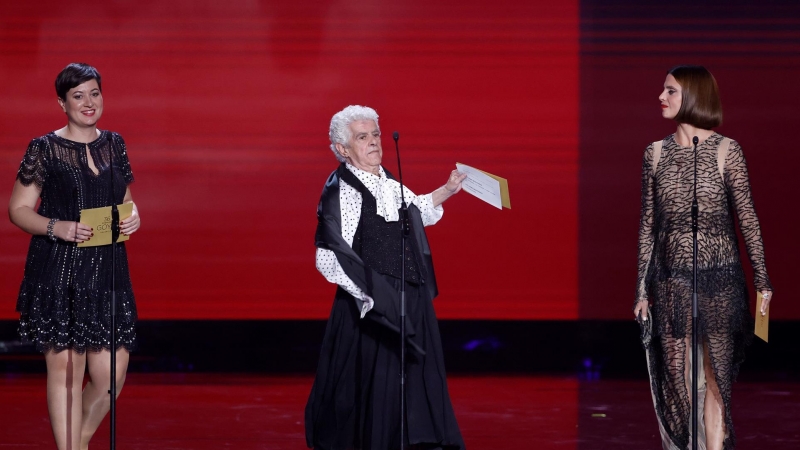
635, 65, 772, 450
8, 63, 140, 450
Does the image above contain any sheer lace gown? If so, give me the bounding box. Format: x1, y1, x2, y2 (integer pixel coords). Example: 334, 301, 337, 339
636, 133, 771, 449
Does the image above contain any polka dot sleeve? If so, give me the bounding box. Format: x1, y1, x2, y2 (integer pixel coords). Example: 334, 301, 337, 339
413, 192, 443, 226
315, 178, 374, 317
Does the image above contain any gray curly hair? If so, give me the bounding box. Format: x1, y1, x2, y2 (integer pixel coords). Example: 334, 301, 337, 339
329, 105, 380, 162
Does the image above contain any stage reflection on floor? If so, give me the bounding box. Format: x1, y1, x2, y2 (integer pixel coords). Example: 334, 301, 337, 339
1, 373, 798, 449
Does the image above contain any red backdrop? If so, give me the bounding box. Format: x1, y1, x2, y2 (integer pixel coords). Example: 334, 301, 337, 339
0, 0, 579, 320
1, 1, 797, 321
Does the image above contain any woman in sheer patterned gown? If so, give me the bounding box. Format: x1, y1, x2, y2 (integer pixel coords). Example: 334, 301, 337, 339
634, 65, 773, 450
8, 63, 140, 450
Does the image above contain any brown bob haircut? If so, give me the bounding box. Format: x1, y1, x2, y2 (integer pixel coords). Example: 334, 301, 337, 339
669, 65, 722, 129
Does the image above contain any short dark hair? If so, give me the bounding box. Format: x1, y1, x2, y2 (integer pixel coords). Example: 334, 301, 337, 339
55, 63, 102, 100
668, 65, 722, 129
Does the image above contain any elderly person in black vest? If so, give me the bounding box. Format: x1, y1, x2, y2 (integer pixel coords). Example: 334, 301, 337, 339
305, 105, 467, 450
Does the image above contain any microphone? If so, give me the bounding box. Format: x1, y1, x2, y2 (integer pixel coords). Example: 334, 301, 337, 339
393, 131, 410, 236
109, 139, 120, 244
689, 135, 701, 450
691, 136, 699, 233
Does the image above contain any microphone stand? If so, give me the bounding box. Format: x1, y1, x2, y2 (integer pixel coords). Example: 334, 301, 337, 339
393, 131, 409, 450
691, 135, 699, 450
108, 135, 119, 450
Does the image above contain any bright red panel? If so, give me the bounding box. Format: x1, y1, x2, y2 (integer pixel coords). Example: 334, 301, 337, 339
0, 1, 579, 319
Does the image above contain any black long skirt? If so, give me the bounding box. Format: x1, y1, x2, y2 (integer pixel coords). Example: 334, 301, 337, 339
305, 281, 465, 450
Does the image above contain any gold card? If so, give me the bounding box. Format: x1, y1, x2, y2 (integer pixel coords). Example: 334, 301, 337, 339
477, 167, 511, 209
755, 291, 769, 343
455, 162, 511, 209
77, 203, 133, 248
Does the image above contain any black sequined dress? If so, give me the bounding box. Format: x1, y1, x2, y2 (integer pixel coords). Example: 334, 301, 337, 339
636, 133, 771, 449
15, 131, 137, 353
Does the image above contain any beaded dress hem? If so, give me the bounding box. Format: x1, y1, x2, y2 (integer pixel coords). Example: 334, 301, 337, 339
17, 280, 138, 354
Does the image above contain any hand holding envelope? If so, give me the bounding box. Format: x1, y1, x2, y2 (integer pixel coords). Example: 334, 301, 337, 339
755, 290, 772, 342
77, 203, 133, 248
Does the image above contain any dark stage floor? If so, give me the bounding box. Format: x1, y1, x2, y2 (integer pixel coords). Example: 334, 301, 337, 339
1, 373, 798, 449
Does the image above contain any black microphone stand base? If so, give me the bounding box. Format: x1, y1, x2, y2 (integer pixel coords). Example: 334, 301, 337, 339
690, 135, 700, 450
109, 139, 119, 450
394, 131, 409, 450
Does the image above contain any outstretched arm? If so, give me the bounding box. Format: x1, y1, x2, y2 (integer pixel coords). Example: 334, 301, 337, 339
405, 170, 466, 227
431, 170, 467, 207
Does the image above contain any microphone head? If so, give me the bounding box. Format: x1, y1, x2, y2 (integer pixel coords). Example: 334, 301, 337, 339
392, 131, 399, 141
692, 136, 699, 145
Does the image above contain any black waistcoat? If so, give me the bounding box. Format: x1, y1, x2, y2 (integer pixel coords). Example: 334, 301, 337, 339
340, 168, 422, 285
